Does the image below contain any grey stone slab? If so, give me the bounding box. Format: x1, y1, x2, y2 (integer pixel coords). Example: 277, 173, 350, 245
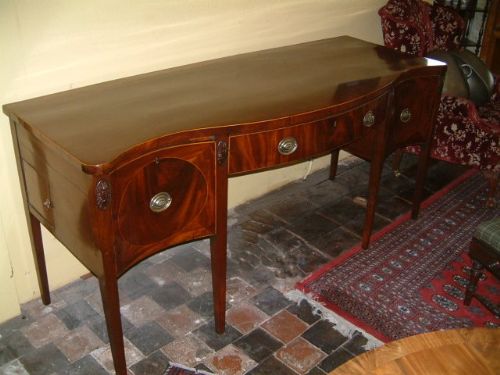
302, 320, 347, 354
193, 320, 242, 351
308, 226, 360, 258
61, 355, 108, 375
251, 287, 291, 316
118, 270, 159, 300
287, 300, 322, 325
233, 328, 283, 362
19, 343, 69, 375
169, 248, 211, 272
318, 348, 354, 373
55, 300, 100, 330
130, 350, 170, 375
126, 322, 174, 356
151, 282, 192, 311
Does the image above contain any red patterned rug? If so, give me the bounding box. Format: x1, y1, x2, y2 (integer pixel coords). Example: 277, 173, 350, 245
297, 170, 500, 342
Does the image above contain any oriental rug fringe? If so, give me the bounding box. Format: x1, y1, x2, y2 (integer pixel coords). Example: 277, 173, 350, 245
297, 170, 499, 342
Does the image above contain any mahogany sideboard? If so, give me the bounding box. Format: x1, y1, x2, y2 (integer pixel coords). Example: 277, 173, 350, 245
3, 36, 446, 374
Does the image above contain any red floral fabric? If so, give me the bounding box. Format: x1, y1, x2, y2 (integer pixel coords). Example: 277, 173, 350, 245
429, 2, 465, 52
378, 0, 463, 56
406, 96, 500, 172
379, 0, 432, 56
379, 0, 499, 172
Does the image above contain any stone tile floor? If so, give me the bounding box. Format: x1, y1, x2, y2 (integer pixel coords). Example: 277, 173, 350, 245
0, 155, 467, 375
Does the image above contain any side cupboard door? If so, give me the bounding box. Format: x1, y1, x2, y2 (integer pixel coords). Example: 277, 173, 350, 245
109, 142, 216, 273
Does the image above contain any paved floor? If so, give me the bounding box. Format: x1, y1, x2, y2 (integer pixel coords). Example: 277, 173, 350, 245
0, 155, 466, 375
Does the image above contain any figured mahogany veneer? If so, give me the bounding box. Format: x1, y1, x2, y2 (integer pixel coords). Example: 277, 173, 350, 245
112, 142, 216, 273
3, 36, 446, 375
229, 94, 387, 174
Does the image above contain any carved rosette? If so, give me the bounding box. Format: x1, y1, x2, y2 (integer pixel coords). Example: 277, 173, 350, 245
96, 179, 112, 210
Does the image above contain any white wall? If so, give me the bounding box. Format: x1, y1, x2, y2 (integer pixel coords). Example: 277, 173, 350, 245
0, 0, 385, 323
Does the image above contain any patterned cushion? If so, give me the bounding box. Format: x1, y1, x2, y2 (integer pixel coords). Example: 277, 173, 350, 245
378, 0, 464, 56
475, 218, 500, 253
379, 0, 432, 56
429, 2, 465, 52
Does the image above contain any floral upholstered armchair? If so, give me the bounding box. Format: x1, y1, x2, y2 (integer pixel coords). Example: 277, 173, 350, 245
379, 0, 500, 206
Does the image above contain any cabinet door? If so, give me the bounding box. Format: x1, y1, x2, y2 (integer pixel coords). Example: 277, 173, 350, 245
111, 142, 216, 272
389, 76, 442, 150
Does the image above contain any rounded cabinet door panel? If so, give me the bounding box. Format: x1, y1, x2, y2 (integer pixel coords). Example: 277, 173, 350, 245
110, 142, 216, 270
118, 157, 208, 245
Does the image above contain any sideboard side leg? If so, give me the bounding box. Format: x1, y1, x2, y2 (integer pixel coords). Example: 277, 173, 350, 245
99, 272, 127, 375
361, 153, 385, 249
29, 213, 51, 305
329, 150, 340, 180
412, 142, 432, 219
412, 76, 444, 219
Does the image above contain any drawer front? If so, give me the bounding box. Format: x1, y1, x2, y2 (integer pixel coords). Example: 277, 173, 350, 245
111, 142, 216, 269
389, 76, 442, 149
228, 96, 386, 174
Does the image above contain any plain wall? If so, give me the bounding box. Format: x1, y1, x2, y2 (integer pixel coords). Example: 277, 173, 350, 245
0, 0, 386, 323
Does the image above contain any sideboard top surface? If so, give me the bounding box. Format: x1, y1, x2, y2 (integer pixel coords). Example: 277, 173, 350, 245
3, 36, 444, 167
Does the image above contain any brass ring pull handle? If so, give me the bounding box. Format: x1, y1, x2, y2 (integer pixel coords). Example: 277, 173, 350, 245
278, 137, 298, 155
400, 108, 412, 123
363, 111, 375, 127
150, 192, 172, 213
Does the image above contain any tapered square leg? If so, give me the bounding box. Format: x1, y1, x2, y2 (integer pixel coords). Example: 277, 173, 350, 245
329, 150, 340, 180
362, 154, 385, 249
99, 275, 127, 375
29, 213, 51, 305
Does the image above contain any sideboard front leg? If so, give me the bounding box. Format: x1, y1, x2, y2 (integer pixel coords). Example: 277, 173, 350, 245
29, 213, 51, 305
211, 139, 229, 334
210, 233, 227, 334
99, 271, 127, 375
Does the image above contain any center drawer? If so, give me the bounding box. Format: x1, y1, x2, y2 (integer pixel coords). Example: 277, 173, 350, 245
228, 95, 386, 175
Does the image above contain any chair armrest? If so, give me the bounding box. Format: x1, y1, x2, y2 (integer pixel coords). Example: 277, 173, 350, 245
441, 96, 499, 134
